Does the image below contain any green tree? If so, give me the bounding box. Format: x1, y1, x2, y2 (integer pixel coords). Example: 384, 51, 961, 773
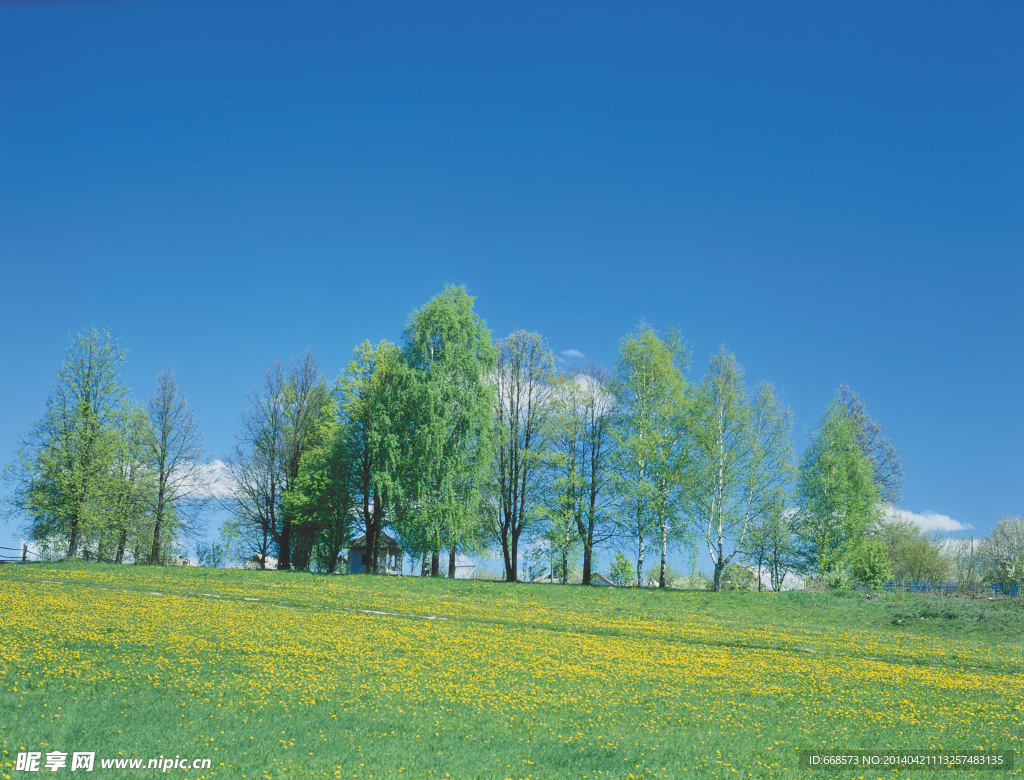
399, 286, 497, 577
3, 329, 130, 559
491, 331, 555, 582
335, 340, 408, 575
878, 517, 950, 582
689, 349, 794, 592
795, 401, 881, 583
851, 536, 892, 588
278, 351, 333, 570
743, 493, 795, 591
546, 363, 615, 586
106, 402, 158, 564
281, 398, 356, 574
611, 325, 690, 588
609, 551, 634, 587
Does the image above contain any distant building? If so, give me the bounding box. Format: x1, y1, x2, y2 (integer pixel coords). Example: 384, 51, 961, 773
348, 533, 403, 575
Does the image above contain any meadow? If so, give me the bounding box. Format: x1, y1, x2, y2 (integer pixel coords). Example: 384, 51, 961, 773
0, 563, 1021, 779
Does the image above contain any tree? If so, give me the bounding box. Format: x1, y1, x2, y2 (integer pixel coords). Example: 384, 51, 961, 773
743, 495, 796, 591
980, 515, 1024, 585
147, 369, 208, 564
609, 551, 634, 587
547, 363, 615, 585
948, 536, 983, 589
851, 537, 892, 588
224, 352, 332, 570
794, 401, 880, 583
106, 402, 158, 564
335, 340, 407, 575
611, 325, 690, 588
281, 406, 355, 574
399, 286, 497, 577
223, 364, 287, 569
878, 517, 950, 582
689, 348, 794, 591
277, 351, 333, 570
837, 386, 904, 505
3, 329, 130, 559
490, 331, 555, 582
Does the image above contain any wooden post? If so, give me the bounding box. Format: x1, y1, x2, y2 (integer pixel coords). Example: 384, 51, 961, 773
21, 543, 27, 563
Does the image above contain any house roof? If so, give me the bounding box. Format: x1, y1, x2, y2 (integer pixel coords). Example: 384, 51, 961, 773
350, 532, 402, 550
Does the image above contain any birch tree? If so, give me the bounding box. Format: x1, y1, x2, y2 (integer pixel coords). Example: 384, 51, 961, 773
547, 363, 615, 585
690, 349, 794, 591
611, 325, 690, 587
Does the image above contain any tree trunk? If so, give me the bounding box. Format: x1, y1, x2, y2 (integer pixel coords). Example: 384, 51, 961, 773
448, 541, 457, 579
430, 549, 440, 577
636, 535, 645, 587
115, 527, 128, 565
277, 516, 292, 570
713, 559, 725, 592
659, 517, 668, 588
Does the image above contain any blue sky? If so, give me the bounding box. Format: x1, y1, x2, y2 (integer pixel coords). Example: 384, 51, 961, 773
1, 1, 1021, 571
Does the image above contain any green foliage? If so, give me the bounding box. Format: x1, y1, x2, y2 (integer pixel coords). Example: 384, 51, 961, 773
2, 328, 137, 559
398, 286, 497, 574
610, 324, 691, 587
689, 348, 794, 591
795, 400, 881, 580
851, 536, 891, 588
878, 518, 951, 582
609, 551, 634, 586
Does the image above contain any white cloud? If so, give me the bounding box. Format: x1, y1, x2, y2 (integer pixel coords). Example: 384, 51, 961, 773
560, 349, 585, 360
884, 507, 973, 533
189, 459, 235, 500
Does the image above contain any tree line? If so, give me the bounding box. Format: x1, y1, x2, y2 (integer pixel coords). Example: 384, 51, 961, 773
4, 288, 1022, 592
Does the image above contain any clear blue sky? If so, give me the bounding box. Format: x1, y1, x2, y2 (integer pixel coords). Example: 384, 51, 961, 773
1, 1, 1021, 567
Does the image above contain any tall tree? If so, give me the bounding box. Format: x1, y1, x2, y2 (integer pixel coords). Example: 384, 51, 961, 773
689, 349, 794, 591
837, 386, 904, 505
610, 325, 690, 587
400, 286, 496, 577
277, 350, 333, 570
491, 331, 555, 582
147, 369, 207, 564
281, 397, 356, 574
223, 364, 287, 569
3, 328, 129, 558
224, 352, 332, 570
335, 340, 407, 574
547, 363, 615, 586
794, 401, 880, 583
107, 402, 157, 564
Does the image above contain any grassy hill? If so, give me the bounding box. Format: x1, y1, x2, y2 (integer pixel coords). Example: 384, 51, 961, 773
0, 563, 1021, 779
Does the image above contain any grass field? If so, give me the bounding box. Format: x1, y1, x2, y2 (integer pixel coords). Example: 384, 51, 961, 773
0, 563, 1021, 779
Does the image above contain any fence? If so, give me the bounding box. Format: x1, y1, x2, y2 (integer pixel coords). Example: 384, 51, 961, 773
0, 544, 40, 564
881, 580, 1020, 598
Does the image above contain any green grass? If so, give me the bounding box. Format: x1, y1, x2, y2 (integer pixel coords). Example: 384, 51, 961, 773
0, 562, 1021, 779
